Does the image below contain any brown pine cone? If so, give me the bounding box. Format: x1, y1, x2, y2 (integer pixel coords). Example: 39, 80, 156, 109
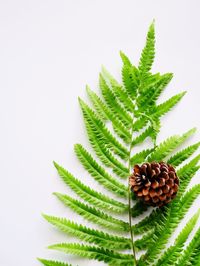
129, 162, 179, 207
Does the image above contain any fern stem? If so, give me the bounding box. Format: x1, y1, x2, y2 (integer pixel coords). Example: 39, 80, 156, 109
128, 183, 137, 265
128, 117, 137, 266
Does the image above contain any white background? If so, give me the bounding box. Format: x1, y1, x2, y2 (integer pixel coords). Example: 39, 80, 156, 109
0, 1, 200, 265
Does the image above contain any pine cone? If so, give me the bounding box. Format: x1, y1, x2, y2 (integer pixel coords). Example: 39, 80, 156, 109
129, 162, 179, 207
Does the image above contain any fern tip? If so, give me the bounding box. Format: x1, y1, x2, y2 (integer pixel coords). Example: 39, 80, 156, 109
119, 50, 124, 57
101, 64, 106, 71
41, 213, 50, 220
48, 244, 58, 250
53, 161, 59, 168
148, 19, 155, 31
53, 192, 61, 198
181, 91, 187, 96
78, 96, 83, 104
85, 84, 90, 90
74, 143, 81, 150
186, 127, 197, 136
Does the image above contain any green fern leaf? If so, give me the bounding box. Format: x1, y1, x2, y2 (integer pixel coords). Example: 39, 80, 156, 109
48, 243, 134, 266
176, 228, 200, 266
133, 90, 184, 135
177, 154, 200, 196
132, 116, 148, 132
120, 51, 132, 66
74, 144, 127, 197
38, 259, 72, 266
176, 184, 200, 212
121, 64, 139, 99
101, 67, 135, 113
134, 230, 155, 250
79, 98, 129, 159
153, 91, 186, 117
130, 148, 154, 165
40, 22, 200, 266
138, 185, 200, 265
54, 162, 128, 213
43, 214, 131, 250
99, 74, 132, 127
154, 210, 200, 266
86, 85, 108, 121
132, 126, 155, 145
132, 207, 168, 234
54, 192, 129, 231
86, 85, 131, 142
137, 73, 173, 112
147, 128, 196, 161
139, 21, 155, 77
168, 141, 200, 166
83, 126, 129, 178
131, 200, 148, 217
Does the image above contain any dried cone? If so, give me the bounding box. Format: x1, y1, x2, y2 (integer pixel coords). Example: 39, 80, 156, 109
129, 162, 179, 207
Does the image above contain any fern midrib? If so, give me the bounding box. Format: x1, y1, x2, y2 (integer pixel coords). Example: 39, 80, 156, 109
128, 113, 138, 266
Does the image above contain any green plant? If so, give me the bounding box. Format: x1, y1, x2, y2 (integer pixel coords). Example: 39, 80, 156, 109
38, 22, 200, 266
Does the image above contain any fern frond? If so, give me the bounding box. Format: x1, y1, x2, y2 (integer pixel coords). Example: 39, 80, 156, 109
147, 128, 196, 161
132, 126, 154, 146
139, 21, 155, 77
79, 98, 129, 159
132, 117, 148, 132
168, 142, 200, 166
54, 192, 129, 231
131, 200, 148, 217
38, 259, 72, 266
138, 72, 160, 93
177, 153, 200, 176
176, 228, 200, 266
121, 64, 139, 99
86, 85, 108, 121
179, 165, 200, 196
120, 51, 132, 66
139, 185, 200, 265
153, 91, 186, 117
134, 91, 185, 135
99, 74, 132, 127
83, 126, 129, 178
175, 210, 200, 245
177, 154, 200, 196
130, 148, 154, 165
133, 115, 161, 143
134, 229, 155, 250
133, 89, 182, 133
132, 207, 168, 234
101, 67, 135, 113
154, 209, 200, 266
137, 73, 173, 112
74, 144, 127, 197
54, 162, 128, 213
177, 184, 200, 213
43, 214, 131, 250
86, 86, 131, 142
48, 243, 134, 266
